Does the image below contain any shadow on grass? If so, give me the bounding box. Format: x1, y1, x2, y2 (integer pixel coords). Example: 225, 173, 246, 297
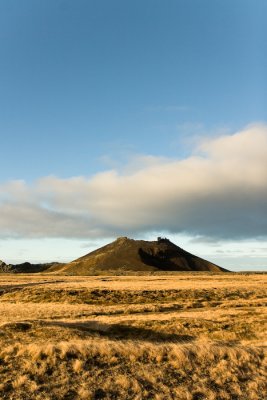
44, 320, 195, 343
0, 280, 65, 295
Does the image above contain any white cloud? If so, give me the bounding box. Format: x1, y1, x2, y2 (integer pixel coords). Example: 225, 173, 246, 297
0, 123, 266, 240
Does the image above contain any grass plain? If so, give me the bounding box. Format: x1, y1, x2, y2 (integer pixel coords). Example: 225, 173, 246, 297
0, 273, 266, 399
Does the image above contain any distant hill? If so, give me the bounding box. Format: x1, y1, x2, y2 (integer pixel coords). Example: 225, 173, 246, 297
0, 260, 62, 274
53, 237, 227, 274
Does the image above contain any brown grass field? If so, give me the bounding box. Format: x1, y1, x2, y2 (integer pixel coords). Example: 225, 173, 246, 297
0, 273, 266, 399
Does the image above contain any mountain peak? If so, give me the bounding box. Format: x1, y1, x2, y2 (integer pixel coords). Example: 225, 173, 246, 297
57, 237, 227, 275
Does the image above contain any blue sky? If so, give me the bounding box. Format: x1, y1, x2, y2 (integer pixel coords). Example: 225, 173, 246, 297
0, 1, 266, 270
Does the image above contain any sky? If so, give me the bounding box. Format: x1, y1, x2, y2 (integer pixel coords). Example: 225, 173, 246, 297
0, 0, 266, 270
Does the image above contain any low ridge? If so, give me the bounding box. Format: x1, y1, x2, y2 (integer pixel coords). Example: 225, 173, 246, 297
55, 237, 227, 274
0, 260, 62, 274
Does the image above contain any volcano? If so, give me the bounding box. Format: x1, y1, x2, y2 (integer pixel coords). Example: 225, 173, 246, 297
55, 237, 227, 274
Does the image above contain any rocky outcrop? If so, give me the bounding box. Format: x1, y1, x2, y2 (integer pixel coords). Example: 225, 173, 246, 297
0, 260, 14, 273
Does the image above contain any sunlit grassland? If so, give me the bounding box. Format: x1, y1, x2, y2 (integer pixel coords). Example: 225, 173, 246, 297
0, 273, 266, 399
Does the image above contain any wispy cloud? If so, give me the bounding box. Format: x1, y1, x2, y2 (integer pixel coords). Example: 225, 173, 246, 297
0, 123, 266, 240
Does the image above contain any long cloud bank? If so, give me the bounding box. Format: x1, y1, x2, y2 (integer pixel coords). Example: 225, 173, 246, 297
0, 123, 267, 240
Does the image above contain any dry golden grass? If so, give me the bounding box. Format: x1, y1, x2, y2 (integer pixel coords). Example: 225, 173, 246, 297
0, 273, 266, 399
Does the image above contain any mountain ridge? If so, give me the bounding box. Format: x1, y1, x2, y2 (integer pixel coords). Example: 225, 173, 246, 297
0, 237, 228, 274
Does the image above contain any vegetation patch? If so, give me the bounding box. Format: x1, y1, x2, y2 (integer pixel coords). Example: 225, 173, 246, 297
0, 273, 266, 399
